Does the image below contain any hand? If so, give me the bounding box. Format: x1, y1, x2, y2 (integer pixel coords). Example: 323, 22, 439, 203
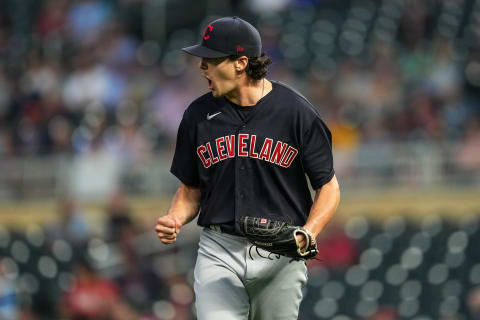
155, 214, 182, 244
296, 226, 316, 253
295, 232, 307, 252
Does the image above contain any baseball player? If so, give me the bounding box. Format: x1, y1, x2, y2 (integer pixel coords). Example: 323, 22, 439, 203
155, 16, 340, 320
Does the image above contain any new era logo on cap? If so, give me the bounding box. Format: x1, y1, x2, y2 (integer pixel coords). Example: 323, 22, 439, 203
182, 16, 262, 58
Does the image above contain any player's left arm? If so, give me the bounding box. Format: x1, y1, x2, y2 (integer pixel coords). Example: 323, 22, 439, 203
296, 174, 340, 247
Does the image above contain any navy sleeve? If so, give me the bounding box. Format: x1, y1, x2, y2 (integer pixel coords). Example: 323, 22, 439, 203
170, 113, 200, 187
301, 116, 335, 189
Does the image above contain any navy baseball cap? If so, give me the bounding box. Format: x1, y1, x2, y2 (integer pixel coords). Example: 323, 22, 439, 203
182, 16, 262, 58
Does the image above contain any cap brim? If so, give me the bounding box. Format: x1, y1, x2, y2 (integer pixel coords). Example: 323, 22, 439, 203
181, 44, 230, 58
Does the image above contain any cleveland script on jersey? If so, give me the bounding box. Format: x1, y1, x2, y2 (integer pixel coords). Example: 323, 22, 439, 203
171, 81, 335, 233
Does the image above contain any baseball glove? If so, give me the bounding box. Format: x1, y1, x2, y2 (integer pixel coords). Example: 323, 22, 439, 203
238, 216, 319, 261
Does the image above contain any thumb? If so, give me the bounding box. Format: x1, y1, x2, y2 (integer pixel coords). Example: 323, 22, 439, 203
171, 215, 182, 234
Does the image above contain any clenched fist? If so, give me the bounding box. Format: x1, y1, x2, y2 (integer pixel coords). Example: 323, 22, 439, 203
155, 214, 182, 244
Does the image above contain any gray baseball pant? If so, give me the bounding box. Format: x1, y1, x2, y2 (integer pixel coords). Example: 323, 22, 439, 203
194, 227, 308, 320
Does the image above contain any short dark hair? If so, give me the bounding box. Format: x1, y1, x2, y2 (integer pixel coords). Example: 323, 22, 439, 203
203, 53, 272, 80
229, 52, 272, 80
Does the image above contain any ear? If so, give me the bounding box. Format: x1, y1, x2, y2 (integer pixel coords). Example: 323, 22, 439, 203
234, 56, 249, 73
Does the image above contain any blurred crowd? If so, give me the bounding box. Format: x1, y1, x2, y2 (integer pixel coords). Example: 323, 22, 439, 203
2, 193, 480, 319
0, 0, 479, 200
0, 191, 197, 320
0, 0, 479, 159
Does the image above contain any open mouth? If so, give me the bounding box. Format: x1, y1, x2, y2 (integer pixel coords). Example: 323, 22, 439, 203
203, 74, 214, 91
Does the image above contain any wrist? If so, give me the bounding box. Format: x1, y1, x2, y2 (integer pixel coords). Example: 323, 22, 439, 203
303, 224, 319, 238
167, 213, 183, 228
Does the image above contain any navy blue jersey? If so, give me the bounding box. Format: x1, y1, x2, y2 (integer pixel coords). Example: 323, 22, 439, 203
170, 81, 334, 231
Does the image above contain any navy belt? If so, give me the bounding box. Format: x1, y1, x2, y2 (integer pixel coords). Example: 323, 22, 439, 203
208, 224, 237, 235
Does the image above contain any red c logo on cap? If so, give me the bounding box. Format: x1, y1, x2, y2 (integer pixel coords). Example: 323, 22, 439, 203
203, 25, 214, 40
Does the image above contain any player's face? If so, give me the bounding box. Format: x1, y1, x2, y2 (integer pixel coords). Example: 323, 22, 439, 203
199, 57, 238, 97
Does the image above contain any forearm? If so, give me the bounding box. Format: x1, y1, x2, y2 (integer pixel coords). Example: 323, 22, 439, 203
167, 183, 201, 225
304, 174, 340, 237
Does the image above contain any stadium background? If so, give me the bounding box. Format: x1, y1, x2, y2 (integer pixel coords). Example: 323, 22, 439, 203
0, 0, 479, 319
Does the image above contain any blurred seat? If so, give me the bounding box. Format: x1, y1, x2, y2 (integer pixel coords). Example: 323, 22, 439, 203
398, 298, 420, 318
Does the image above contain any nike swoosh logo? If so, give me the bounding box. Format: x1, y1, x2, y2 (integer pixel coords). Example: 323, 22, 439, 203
207, 112, 222, 120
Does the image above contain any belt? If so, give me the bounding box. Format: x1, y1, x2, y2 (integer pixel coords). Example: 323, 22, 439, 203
207, 224, 237, 235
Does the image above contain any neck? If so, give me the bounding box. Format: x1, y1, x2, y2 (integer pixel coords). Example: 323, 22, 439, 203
225, 77, 266, 106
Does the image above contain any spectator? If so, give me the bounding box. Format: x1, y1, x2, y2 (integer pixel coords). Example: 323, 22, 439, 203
66, 0, 112, 46
104, 190, 134, 242
70, 133, 122, 200
457, 118, 480, 176
368, 306, 397, 320
46, 196, 91, 247
0, 259, 18, 320
313, 221, 359, 270
467, 286, 480, 319
103, 191, 162, 311
61, 51, 110, 112
60, 257, 137, 320
35, 0, 68, 40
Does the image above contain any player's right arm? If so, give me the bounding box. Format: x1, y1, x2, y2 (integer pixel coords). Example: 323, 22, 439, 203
155, 182, 201, 244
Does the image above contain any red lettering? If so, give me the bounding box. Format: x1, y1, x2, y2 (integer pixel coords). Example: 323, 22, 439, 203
216, 137, 227, 161
280, 146, 299, 168
250, 135, 258, 158
259, 138, 273, 161
199, 137, 296, 168
197, 145, 211, 168
225, 135, 235, 158
238, 134, 249, 157
203, 25, 214, 40
206, 142, 219, 164
270, 141, 288, 164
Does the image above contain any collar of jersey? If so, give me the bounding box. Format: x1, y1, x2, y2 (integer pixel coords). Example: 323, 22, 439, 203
214, 81, 276, 124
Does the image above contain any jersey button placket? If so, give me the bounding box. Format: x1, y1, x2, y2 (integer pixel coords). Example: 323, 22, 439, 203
235, 124, 249, 225
237, 159, 247, 200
